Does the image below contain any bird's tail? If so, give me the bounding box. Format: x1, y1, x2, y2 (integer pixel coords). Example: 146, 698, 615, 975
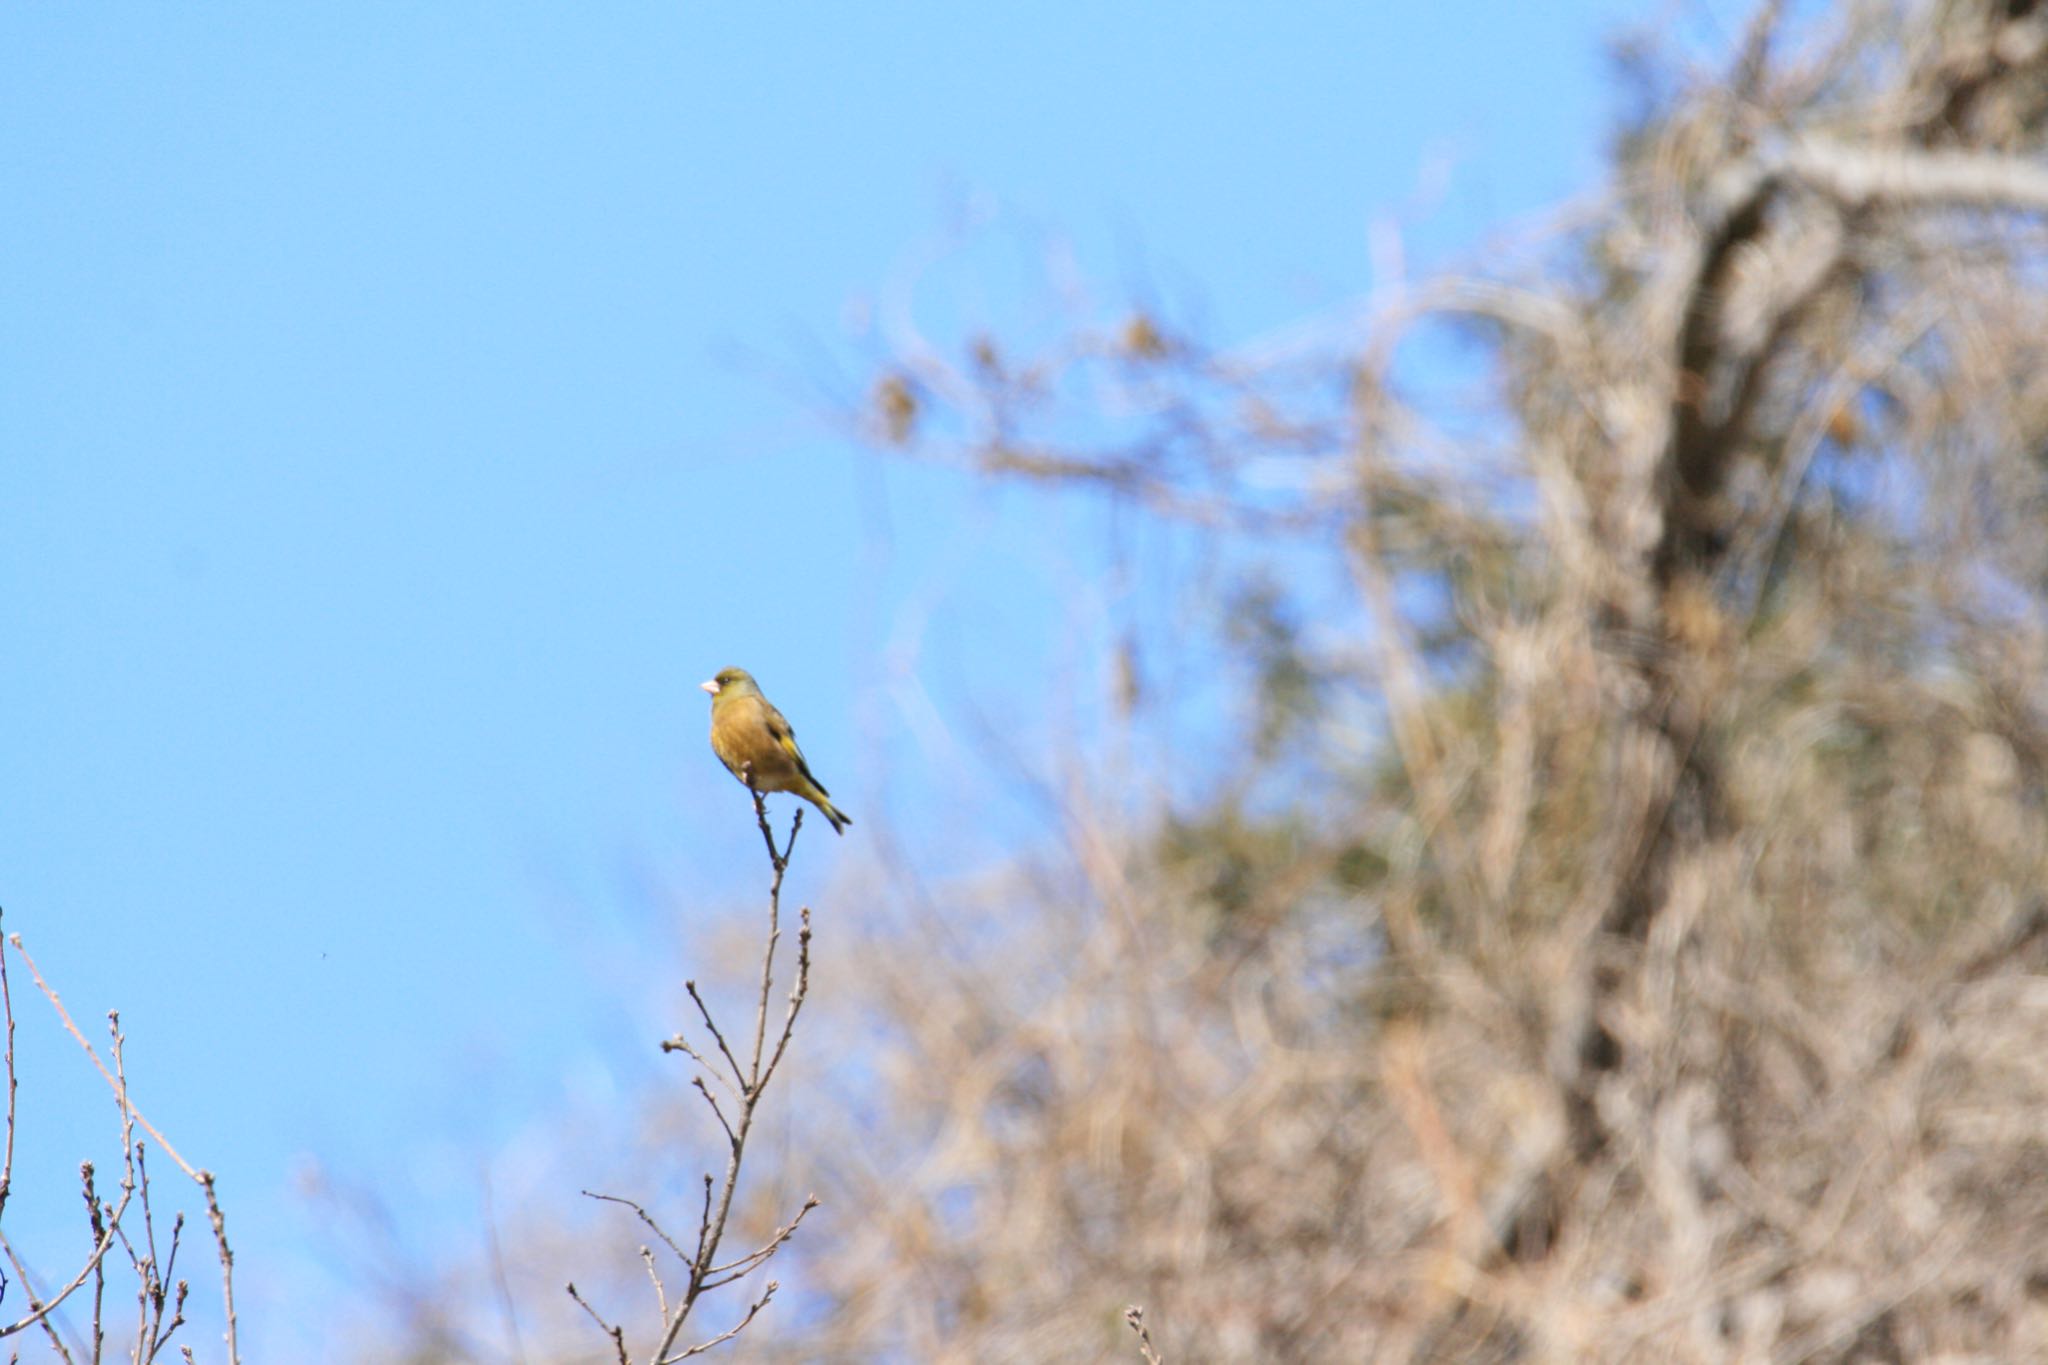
817, 797, 852, 836
797, 780, 852, 835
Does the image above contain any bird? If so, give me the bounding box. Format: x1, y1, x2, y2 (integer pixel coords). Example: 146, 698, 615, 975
700, 667, 852, 835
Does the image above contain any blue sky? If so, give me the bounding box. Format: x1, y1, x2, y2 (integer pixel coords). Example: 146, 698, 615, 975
2, 2, 1656, 1355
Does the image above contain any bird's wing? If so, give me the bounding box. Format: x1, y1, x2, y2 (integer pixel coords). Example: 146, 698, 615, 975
764, 701, 829, 794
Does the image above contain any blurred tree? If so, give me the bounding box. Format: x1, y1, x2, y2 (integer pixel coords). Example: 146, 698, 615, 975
347, 3, 2048, 1361
760, 2, 2048, 1361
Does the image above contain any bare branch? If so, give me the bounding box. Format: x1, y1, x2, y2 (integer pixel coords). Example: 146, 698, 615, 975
195, 1175, 235, 1365
580, 1192, 689, 1269
0, 927, 15, 1228
682, 984, 746, 1095
575, 779, 820, 1363
1124, 1305, 1165, 1365
1779, 135, 2048, 213
566, 1283, 629, 1365
8, 939, 198, 1181
700, 1196, 818, 1287
668, 1280, 778, 1362
690, 1077, 737, 1150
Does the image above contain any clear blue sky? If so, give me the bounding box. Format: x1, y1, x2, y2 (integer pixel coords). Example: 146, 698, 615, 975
2, 3, 1659, 1356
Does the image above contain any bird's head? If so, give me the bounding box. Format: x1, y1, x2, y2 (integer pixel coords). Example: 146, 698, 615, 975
700, 667, 760, 700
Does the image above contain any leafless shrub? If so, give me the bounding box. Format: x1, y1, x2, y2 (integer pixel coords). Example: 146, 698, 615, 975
567, 781, 819, 1364
0, 916, 239, 1364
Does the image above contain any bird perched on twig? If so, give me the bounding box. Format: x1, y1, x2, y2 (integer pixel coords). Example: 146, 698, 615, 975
701, 667, 852, 835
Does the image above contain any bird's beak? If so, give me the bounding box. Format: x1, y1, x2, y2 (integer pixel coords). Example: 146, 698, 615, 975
700, 679, 720, 695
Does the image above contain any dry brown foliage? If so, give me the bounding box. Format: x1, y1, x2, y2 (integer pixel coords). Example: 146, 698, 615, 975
740, 3, 2048, 1361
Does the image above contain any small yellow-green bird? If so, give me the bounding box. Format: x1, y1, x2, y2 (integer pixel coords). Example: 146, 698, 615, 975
700, 667, 852, 835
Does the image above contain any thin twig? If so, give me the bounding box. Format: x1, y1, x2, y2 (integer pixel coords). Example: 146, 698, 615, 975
658, 1034, 737, 1099
8, 940, 195, 1178
4, 933, 239, 1360
640, 1247, 667, 1321
691, 1078, 737, 1149
0, 1241, 77, 1363
566, 1284, 630, 1365
702, 1196, 819, 1282
759, 910, 812, 1088
580, 1192, 690, 1268
682, 985, 746, 1095
0, 1128, 136, 1340
82, 1163, 103, 1364
691, 1176, 713, 1266
193, 1174, 235, 1365
0, 920, 16, 1227
577, 780, 819, 1363
670, 1281, 779, 1361
1124, 1305, 1165, 1365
